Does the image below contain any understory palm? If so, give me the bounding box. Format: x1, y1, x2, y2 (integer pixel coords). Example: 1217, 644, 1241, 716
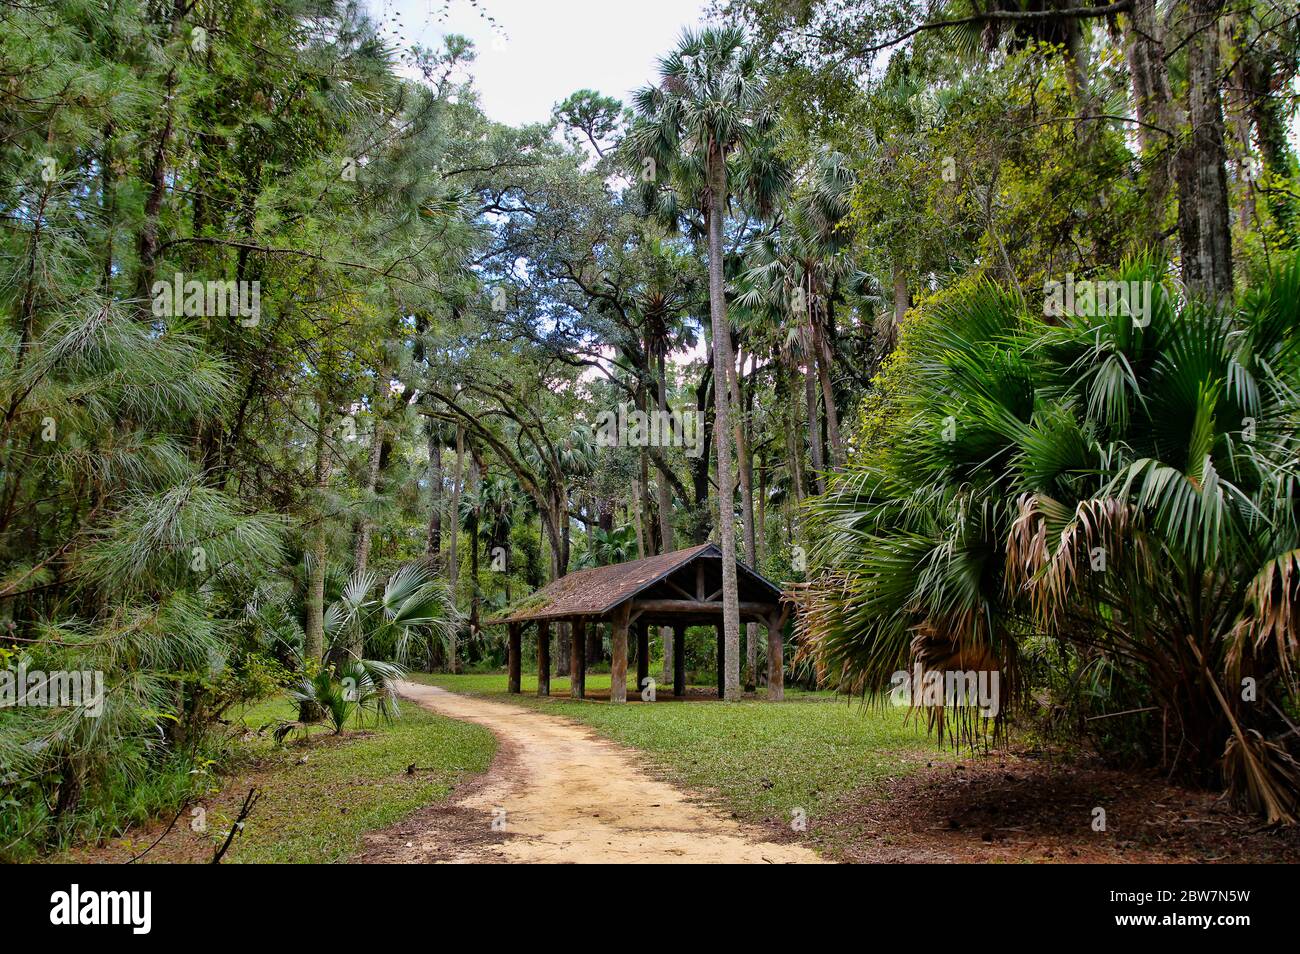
801, 257, 1300, 822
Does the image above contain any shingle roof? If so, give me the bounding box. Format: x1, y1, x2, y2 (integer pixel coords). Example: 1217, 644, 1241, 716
489, 542, 781, 624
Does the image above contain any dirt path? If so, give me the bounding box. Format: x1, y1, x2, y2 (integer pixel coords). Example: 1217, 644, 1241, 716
355, 681, 823, 864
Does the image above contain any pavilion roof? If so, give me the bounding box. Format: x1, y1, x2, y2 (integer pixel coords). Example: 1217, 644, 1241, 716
489, 542, 783, 625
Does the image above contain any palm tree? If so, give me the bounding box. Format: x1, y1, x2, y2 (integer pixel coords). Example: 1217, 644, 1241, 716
800, 256, 1300, 822
629, 26, 786, 699
479, 473, 522, 603
324, 562, 462, 669
581, 524, 639, 568
738, 150, 860, 478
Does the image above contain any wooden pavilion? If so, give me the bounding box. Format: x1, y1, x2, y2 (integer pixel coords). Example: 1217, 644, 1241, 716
490, 543, 791, 702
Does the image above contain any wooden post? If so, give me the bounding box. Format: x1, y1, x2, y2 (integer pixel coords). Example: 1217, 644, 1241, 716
767, 612, 785, 701
507, 623, 521, 694
636, 619, 649, 695
611, 604, 630, 703
716, 624, 725, 699
673, 624, 686, 697
571, 618, 586, 699
537, 620, 551, 697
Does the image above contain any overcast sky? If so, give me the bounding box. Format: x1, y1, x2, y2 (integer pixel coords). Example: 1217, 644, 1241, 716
370, 0, 713, 127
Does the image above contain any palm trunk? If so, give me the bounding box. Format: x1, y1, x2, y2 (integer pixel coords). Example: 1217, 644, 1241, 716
656, 347, 675, 686
707, 148, 741, 701
728, 348, 758, 692
632, 478, 645, 558
782, 359, 806, 505
804, 338, 826, 495
812, 329, 843, 469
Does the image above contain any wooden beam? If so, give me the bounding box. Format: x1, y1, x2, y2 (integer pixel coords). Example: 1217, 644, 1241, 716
767, 613, 784, 702
663, 578, 696, 601
636, 619, 649, 694
571, 618, 586, 699
627, 598, 777, 618
610, 603, 630, 703
537, 621, 551, 697
673, 624, 686, 697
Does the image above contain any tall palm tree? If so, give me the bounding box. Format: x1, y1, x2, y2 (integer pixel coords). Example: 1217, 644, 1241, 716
629, 26, 786, 699
738, 150, 859, 477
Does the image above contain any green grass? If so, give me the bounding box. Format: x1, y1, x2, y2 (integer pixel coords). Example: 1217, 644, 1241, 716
206, 695, 495, 863
410, 671, 938, 846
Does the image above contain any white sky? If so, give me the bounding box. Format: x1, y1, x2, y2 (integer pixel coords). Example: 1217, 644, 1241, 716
369, 0, 712, 127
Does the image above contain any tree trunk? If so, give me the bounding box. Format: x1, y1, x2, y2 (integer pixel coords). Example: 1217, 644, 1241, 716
303, 393, 332, 668
1242, 47, 1297, 235
1224, 21, 1257, 234
1122, 0, 1177, 250
636, 620, 649, 695
1176, 0, 1234, 301
610, 605, 630, 703
134, 68, 177, 310
767, 613, 785, 701
536, 621, 550, 697
348, 419, 385, 661
507, 623, 521, 693
299, 391, 333, 723
728, 349, 758, 692
707, 149, 742, 701
570, 619, 586, 698
556, 622, 570, 678
782, 360, 806, 505
690, 368, 714, 544
656, 347, 676, 686
424, 426, 443, 564
673, 624, 686, 697
804, 344, 826, 495
631, 477, 645, 558
810, 282, 844, 470
446, 426, 464, 673
891, 265, 910, 339
715, 624, 726, 699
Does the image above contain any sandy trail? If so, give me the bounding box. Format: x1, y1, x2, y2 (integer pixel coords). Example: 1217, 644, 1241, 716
355, 681, 822, 864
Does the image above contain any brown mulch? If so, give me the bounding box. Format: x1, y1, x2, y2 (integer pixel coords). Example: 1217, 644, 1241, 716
351, 733, 520, 863
809, 750, 1300, 863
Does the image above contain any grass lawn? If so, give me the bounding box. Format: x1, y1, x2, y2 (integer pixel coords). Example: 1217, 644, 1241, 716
62, 694, 496, 864
216, 696, 496, 863
409, 671, 941, 850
